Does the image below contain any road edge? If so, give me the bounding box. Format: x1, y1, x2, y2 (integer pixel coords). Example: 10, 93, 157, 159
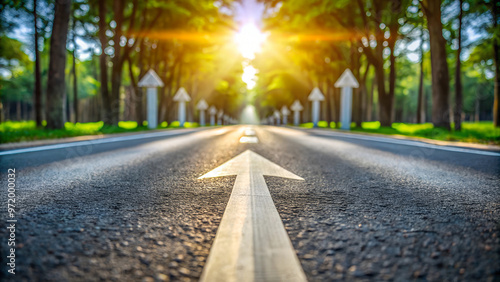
294, 127, 500, 152
0, 127, 211, 151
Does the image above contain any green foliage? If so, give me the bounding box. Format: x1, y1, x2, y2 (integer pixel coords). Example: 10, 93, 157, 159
0, 68, 35, 102
168, 121, 199, 128
299, 121, 336, 128
0, 35, 31, 71
348, 121, 500, 144
1, 0, 498, 135
0, 120, 37, 131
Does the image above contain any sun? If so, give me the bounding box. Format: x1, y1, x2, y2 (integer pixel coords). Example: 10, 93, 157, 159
234, 22, 267, 60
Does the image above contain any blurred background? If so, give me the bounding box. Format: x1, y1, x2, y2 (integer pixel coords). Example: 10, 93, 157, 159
0, 0, 499, 143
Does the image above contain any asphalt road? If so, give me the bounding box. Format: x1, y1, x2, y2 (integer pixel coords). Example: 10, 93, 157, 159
1, 125, 499, 281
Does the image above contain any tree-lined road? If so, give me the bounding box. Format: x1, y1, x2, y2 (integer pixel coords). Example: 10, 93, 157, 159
1, 126, 499, 281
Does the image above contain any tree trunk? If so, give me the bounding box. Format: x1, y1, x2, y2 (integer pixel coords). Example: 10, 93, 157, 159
160, 54, 180, 123
367, 78, 374, 122
417, 24, 426, 123
72, 12, 78, 123
128, 56, 144, 125
109, 0, 125, 125
493, 0, 500, 127
387, 0, 402, 124
359, 62, 370, 122
46, 0, 71, 129
422, 0, 451, 129
172, 55, 184, 122
66, 88, 70, 121
454, 0, 463, 131
326, 82, 333, 124
386, 40, 396, 126
98, 0, 111, 124
16, 101, 21, 121
89, 48, 101, 121
375, 64, 390, 126
34, 0, 43, 127
5, 102, 10, 121
350, 41, 361, 127
475, 91, 480, 121
364, 0, 395, 127
23, 101, 28, 120
374, 44, 389, 126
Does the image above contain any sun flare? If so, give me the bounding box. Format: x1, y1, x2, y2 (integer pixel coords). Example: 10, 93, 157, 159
234, 22, 267, 60
242, 63, 258, 89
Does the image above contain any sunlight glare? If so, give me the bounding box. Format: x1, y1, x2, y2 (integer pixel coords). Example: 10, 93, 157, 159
242, 64, 258, 89
235, 22, 267, 60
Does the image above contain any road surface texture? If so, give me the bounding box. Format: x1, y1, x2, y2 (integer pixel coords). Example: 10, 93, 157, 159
1, 125, 499, 281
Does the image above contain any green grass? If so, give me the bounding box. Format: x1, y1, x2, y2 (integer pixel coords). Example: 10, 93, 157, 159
168, 121, 199, 128
355, 121, 499, 145
3, 120, 498, 145
298, 121, 500, 145
0, 120, 201, 144
299, 121, 331, 128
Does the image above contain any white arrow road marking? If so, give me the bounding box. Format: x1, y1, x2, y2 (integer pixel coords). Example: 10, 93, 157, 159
239, 136, 259, 143
199, 150, 307, 282
244, 128, 256, 136
240, 127, 259, 143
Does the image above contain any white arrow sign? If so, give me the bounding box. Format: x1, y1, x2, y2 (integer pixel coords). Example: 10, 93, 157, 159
196, 99, 209, 126
138, 70, 164, 129
334, 68, 359, 88
335, 69, 359, 130
208, 106, 217, 126
273, 110, 281, 125
196, 99, 208, 110
173, 87, 191, 127
291, 100, 303, 126
199, 150, 306, 282
281, 106, 290, 125
138, 69, 164, 88
308, 87, 325, 128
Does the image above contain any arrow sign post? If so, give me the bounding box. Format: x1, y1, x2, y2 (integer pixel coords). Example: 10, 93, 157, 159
173, 87, 191, 127
335, 69, 359, 130
281, 105, 290, 125
290, 100, 304, 126
308, 87, 325, 128
196, 99, 209, 126
199, 150, 306, 282
208, 106, 217, 126
273, 110, 281, 125
138, 70, 164, 129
